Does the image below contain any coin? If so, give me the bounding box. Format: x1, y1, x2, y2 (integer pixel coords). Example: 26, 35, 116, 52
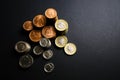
44, 62, 55, 73
39, 38, 51, 47
19, 54, 34, 68
33, 15, 46, 28
29, 30, 42, 42
15, 41, 31, 53
43, 50, 53, 60
42, 26, 56, 38
33, 46, 44, 55
55, 36, 68, 48
23, 21, 33, 31
64, 43, 77, 55
45, 8, 57, 19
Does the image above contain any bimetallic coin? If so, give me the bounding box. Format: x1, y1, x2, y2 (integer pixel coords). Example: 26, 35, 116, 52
42, 26, 56, 38
43, 50, 53, 60
23, 21, 33, 31
19, 54, 34, 68
33, 15, 46, 28
29, 30, 42, 42
33, 46, 44, 55
64, 43, 77, 55
55, 19, 68, 32
45, 8, 57, 19
44, 62, 55, 73
39, 38, 51, 47
55, 36, 68, 48
15, 41, 31, 53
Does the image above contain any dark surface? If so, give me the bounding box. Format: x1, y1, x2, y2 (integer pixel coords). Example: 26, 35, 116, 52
1, 0, 120, 80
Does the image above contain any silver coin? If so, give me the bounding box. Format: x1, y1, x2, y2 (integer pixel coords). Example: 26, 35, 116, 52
44, 62, 54, 73
39, 38, 51, 47
43, 50, 53, 60
33, 46, 44, 55
15, 41, 31, 53
19, 54, 34, 68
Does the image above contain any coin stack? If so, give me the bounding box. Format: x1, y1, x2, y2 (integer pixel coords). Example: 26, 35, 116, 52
14, 8, 77, 73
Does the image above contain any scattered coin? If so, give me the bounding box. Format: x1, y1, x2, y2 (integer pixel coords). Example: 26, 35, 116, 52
19, 54, 34, 68
23, 21, 33, 31
33, 46, 44, 55
44, 62, 55, 73
45, 8, 57, 19
64, 43, 77, 55
39, 38, 51, 48
43, 50, 53, 60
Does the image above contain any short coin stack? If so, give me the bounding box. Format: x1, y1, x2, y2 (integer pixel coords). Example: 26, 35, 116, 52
14, 8, 77, 73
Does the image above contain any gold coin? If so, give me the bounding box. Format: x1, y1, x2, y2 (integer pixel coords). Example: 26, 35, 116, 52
33, 15, 46, 28
45, 8, 57, 19
23, 21, 33, 31
64, 43, 77, 55
55, 36, 68, 48
29, 30, 42, 42
42, 26, 56, 38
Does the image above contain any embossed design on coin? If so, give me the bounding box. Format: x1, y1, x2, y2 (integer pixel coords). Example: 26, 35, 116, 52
45, 8, 57, 19
43, 50, 53, 60
39, 38, 51, 47
44, 62, 54, 73
23, 21, 33, 31
33, 46, 44, 55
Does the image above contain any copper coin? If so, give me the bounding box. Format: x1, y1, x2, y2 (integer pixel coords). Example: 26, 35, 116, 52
29, 30, 42, 42
45, 8, 57, 19
33, 15, 46, 28
23, 21, 33, 31
42, 26, 56, 38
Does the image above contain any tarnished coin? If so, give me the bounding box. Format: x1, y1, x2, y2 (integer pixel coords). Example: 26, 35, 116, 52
23, 21, 33, 31
19, 54, 34, 68
42, 26, 56, 38
64, 43, 77, 55
45, 8, 57, 19
55, 19, 68, 32
29, 30, 42, 42
33, 15, 46, 28
15, 41, 31, 53
44, 62, 55, 73
55, 36, 68, 48
33, 46, 44, 55
39, 38, 51, 48
43, 50, 53, 60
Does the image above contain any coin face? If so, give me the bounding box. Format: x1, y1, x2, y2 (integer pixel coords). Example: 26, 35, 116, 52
45, 8, 57, 19
55, 36, 68, 48
64, 43, 77, 55
19, 54, 34, 68
33, 15, 46, 28
55, 19, 68, 31
39, 38, 51, 47
15, 41, 31, 53
23, 21, 33, 31
29, 30, 42, 42
42, 26, 56, 38
33, 46, 44, 55
44, 62, 54, 73
43, 50, 53, 60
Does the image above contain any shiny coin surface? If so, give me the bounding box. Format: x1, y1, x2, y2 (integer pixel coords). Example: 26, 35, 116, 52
55, 19, 68, 31
19, 54, 34, 68
55, 36, 68, 48
45, 8, 57, 19
64, 43, 77, 55
33, 46, 44, 55
39, 38, 51, 47
43, 50, 53, 60
23, 21, 33, 31
42, 26, 56, 38
29, 30, 42, 42
44, 62, 55, 73
15, 41, 31, 53
33, 15, 46, 28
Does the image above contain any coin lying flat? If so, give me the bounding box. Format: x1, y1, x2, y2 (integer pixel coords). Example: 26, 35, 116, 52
45, 8, 57, 19
55, 36, 68, 48
15, 41, 31, 53
33, 15, 46, 28
64, 43, 77, 55
39, 38, 51, 48
29, 30, 42, 42
44, 62, 55, 73
23, 21, 33, 31
33, 46, 44, 55
19, 54, 34, 68
43, 50, 53, 60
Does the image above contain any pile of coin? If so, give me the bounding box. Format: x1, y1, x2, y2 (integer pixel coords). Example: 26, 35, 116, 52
14, 8, 77, 73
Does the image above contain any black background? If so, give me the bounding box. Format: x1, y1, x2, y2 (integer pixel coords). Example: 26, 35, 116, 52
1, 0, 120, 80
